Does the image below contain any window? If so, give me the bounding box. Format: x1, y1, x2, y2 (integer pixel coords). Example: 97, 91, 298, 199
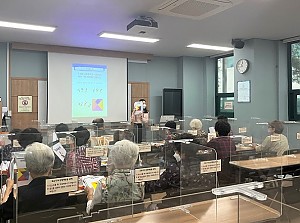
288, 42, 300, 120
215, 55, 234, 118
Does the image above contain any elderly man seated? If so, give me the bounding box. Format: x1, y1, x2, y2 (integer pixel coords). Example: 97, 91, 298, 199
86, 140, 144, 214
0, 143, 68, 221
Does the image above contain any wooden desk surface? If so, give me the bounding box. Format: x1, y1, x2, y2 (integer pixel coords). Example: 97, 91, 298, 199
230, 154, 300, 170
92, 196, 280, 223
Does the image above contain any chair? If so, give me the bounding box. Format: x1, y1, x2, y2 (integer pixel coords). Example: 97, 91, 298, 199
14, 207, 79, 223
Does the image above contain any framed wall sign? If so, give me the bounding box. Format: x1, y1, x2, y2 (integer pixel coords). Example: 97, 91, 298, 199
237, 80, 251, 103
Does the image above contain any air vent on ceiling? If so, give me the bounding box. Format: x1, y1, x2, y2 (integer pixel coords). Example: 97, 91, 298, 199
151, 0, 244, 20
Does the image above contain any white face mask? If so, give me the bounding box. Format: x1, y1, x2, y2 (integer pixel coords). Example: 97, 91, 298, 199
173, 153, 181, 162
143, 104, 146, 109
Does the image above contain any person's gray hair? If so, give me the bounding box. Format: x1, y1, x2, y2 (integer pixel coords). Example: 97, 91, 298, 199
189, 119, 203, 130
110, 140, 139, 169
25, 142, 55, 176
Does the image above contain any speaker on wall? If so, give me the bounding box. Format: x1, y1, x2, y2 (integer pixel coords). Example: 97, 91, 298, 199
231, 39, 245, 49
163, 88, 182, 119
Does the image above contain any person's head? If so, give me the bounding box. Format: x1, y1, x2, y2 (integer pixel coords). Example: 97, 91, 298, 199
217, 115, 228, 122
268, 120, 284, 134
92, 118, 104, 129
165, 121, 176, 130
189, 119, 203, 130
139, 99, 148, 112
18, 128, 43, 149
72, 126, 90, 146
110, 140, 139, 169
215, 121, 231, 136
25, 142, 55, 178
55, 123, 69, 138
8, 129, 22, 142
55, 123, 69, 132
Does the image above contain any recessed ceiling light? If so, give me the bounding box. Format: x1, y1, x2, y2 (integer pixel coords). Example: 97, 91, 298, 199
187, 43, 233, 51
99, 32, 159, 43
0, 21, 56, 32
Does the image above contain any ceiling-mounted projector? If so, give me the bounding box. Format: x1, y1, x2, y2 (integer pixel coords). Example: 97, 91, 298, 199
127, 16, 158, 35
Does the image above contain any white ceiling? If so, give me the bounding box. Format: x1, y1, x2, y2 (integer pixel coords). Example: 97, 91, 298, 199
0, 0, 299, 57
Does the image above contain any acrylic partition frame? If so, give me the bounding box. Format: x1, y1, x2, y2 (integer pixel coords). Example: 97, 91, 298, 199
1, 117, 300, 222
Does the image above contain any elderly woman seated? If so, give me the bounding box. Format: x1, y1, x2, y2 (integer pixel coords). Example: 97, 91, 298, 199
189, 119, 208, 145
86, 140, 144, 214
0, 142, 68, 220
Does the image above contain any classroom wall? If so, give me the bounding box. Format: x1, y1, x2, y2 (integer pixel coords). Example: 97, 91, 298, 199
0, 39, 290, 125
234, 39, 279, 122
11, 49, 47, 78
0, 43, 7, 106
128, 57, 179, 122
181, 56, 205, 118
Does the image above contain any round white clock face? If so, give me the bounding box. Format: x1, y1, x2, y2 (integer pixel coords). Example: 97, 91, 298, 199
236, 59, 249, 74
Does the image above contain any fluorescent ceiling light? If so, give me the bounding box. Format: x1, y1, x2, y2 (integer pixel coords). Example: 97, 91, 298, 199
0, 21, 56, 32
99, 32, 159, 43
187, 43, 233, 51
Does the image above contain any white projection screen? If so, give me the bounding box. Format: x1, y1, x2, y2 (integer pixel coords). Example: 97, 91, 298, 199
48, 52, 127, 124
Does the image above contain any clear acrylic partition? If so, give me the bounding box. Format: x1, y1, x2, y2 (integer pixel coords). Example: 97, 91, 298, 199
0, 133, 11, 199
7, 119, 300, 222
77, 140, 219, 223
11, 131, 80, 222
224, 118, 300, 222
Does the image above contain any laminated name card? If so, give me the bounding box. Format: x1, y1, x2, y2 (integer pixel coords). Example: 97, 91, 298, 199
138, 143, 151, 153
150, 125, 159, 131
86, 146, 108, 157
46, 176, 78, 195
188, 130, 198, 136
135, 167, 160, 183
238, 127, 247, 133
270, 134, 281, 142
242, 136, 252, 144
200, 160, 221, 174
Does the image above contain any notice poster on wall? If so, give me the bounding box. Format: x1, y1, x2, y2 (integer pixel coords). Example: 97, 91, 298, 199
18, 96, 32, 113
72, 64, 108, 118
237, 80, 251, 103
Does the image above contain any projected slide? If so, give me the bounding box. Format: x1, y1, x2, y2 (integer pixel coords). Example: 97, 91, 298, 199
72, 64, 107, 118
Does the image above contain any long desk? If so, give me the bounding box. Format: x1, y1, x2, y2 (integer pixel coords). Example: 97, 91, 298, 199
230, 154, 300, 170
92, 196, 280, 223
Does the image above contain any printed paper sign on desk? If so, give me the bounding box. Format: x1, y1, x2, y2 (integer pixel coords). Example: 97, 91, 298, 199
135, 167, 160, 183
138, 143, 151, 153
239, 127, 247, 133
86, 146, 109, 157
242, 136, 252, 144
151, 125, 159, 131
271, 134, 281, 142
200, 160, 221, 174
46, 176, 78, 195
188, 130, 198, 136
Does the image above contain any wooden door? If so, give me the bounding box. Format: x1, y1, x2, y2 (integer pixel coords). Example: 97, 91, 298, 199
11, 78, 39, 129
129, 82, 150, 112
